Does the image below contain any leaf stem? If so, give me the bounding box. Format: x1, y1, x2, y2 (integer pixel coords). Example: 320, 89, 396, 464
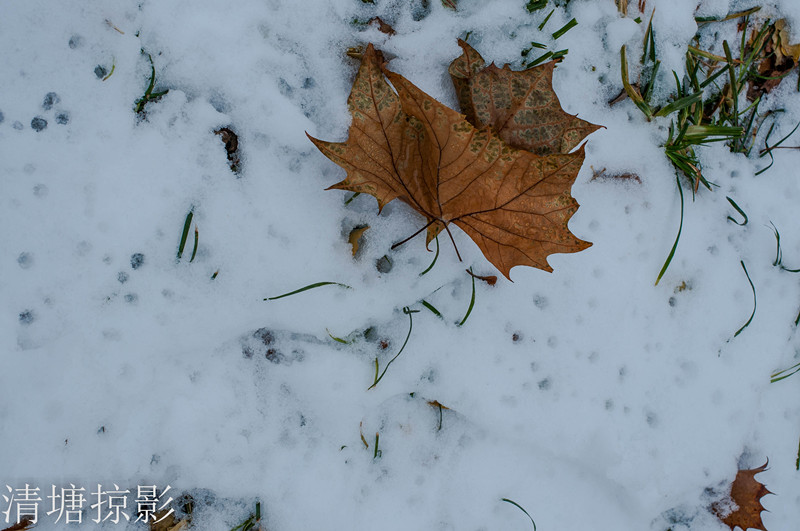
391, 219, 436, 251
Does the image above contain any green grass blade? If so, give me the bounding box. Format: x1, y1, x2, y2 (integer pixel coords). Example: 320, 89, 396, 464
770, 222, 800, 272
102, 61, 115, 81
145, 56, 156, 98
655, 176, 684, 285
796, 437, 800, 470
327, 328, 352, 344
526, 51, 553, 68
770, 222, 783, 267
369, 307, 418, 390
698, 65, 729, 89
695, 6, 760, 23
189, 226, 198, 262
620, 46, 652, 118
771, 361, 800, 383
733, 260, 756, 337
654, 91, 703, 118
759, 120, 800, 171
421, 299, 443, 319
344, 191, 361, 205
725, 196, 748, 226
521, 42, 547, 57
458, 268, 477, 326
682, 125, 743, 143
420, 235, 440, 276
265, 281, 352, 301
642, 60, 661, 104
501, 498, 537, 531
642, 10, 656, 64
177, 209, 194, 260
525, 0, 547, 12
551, 18, 577, 40
537, 9, 554, 31
722, 40, 739, 125
373, 432, 381, 459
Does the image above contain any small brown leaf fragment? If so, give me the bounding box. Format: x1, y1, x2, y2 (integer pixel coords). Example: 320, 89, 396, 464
465, 268, 498, 286
712, 461, 772, 531
1, 517, 34, 531
348, 225, 370, 256
368, 17, 396, 35
449, 39, 601, 155
214, 127, 241, 172
150, 510, 190, 531
427, 400, 450, 410
309, 43, 594, 279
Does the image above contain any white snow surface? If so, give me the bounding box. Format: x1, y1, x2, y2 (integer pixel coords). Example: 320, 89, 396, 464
2, 0, 800, 529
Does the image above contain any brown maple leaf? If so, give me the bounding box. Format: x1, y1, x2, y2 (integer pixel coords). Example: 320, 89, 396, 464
712, 461, 772, 531
308, 44, 592, 279
449, 39, 601, 156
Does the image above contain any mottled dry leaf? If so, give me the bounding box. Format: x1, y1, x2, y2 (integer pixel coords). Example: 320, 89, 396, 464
712, 461, 772, 531
747, 20, 800, 101
449, 39, 601, 155
308, 44, 592, 279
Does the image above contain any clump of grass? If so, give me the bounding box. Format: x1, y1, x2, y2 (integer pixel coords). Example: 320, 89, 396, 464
230, 502, 261, 531
519, 3, 577, 68
617, 10, 800, 282
134, 53, 169, 115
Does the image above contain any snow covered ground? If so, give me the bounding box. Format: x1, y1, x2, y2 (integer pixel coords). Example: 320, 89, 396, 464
2, 0, 800, 529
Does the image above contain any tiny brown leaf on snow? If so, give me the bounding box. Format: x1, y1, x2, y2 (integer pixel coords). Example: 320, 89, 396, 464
368, 17, 396, 35
712, 461, 772, 531
1, 517, 34, 531
448, 39, 601, 156
348, 225, 369, 256
308, 44, 593, 279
